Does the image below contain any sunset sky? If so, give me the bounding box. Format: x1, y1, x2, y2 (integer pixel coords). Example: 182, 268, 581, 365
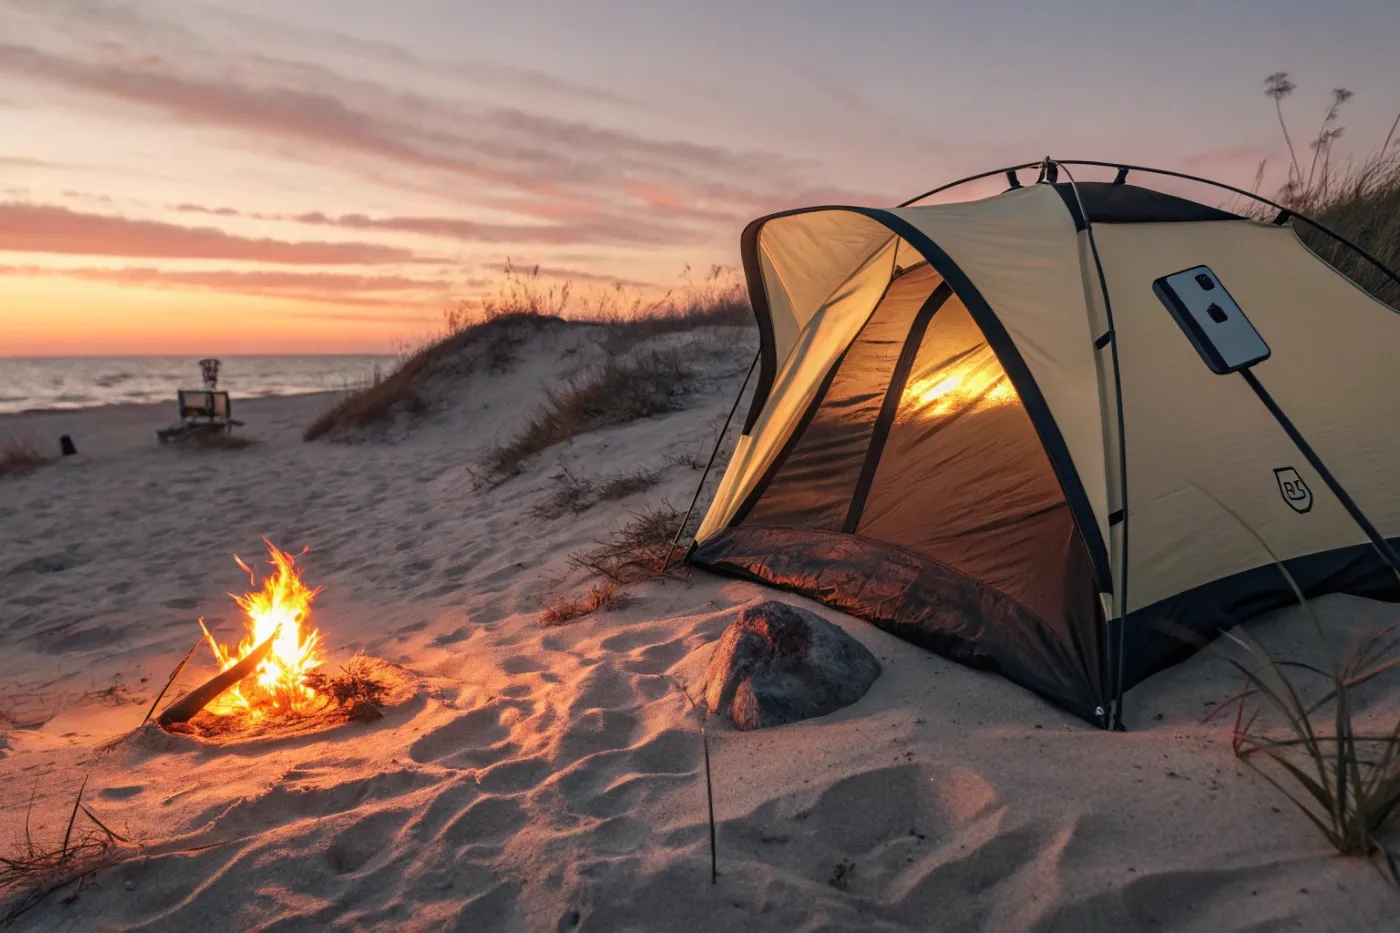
2, 0, 1398, 355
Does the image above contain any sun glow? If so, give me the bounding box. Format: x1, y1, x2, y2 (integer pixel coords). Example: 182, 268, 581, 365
200, 540, 324, 716
899, 350, 1018, 420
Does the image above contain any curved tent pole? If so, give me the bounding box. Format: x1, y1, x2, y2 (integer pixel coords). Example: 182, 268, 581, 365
662, 351, 761, 574
896, 162, 1041, 207
900, 160, 1400, 299
1042, 157, 1134, 732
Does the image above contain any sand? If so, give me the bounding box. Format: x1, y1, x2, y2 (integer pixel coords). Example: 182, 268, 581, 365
2, 324, 1398, 931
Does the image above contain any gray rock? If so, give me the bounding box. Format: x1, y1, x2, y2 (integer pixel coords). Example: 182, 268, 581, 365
703, 601, 880, 730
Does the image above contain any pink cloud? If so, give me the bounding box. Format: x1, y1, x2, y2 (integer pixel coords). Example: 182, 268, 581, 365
0, 203, 420, 264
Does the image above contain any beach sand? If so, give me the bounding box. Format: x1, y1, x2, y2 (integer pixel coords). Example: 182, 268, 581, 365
2, 323, 1397, 931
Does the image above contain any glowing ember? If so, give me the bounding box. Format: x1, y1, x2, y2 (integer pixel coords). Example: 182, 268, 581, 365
200, 540, 324, 716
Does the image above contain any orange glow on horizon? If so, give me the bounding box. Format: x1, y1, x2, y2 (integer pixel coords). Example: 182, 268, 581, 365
0, 273, 431, 355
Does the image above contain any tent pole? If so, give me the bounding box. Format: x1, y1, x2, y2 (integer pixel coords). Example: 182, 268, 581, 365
1047, 158, 1134, 732
901, 159, 1400, 302
661, 351, 760, 575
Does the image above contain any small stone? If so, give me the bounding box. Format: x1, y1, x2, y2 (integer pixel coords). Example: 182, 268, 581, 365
123, 879, 136, 891
703, 601, 880, 730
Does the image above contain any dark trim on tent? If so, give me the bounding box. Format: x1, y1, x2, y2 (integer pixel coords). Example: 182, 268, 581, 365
1051, 182, 1240, 228
1121, 537, 1400, 694
738, 216, 778, 434
729, 271, 901, 527
866, 209, 1112, 593
843, 281, 953, 533
731, 204, 1112, 593
898, 159, 1400, 315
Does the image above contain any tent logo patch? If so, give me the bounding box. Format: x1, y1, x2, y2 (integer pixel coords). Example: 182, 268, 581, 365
1274, 467, 1312, 514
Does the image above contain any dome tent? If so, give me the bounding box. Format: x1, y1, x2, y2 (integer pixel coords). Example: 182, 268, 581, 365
685, 160, 1400, 729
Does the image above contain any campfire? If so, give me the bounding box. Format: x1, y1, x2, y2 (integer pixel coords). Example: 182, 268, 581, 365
199, 540, 324, 717
152, 540, 403, 737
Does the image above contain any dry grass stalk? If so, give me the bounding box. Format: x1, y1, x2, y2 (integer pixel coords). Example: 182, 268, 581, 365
539, 581, 631, 627
1249, 74, 1400, 309
1203, 489, 1400, 882
1, 780, 133, 923
529, 467, 662, 520
569, 504, 688, 585
484, 348, 693, 482
0, 438, 53, 478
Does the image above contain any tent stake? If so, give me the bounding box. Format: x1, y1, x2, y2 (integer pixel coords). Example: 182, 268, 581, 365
662, 351, 760, 574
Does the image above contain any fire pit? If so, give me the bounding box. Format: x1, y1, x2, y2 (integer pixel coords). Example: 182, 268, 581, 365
155, 540, 411, 740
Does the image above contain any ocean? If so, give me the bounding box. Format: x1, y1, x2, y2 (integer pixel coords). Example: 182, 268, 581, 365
0, 356, 397, 415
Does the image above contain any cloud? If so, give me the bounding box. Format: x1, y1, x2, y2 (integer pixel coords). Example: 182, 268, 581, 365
0, 203, 421, 264
0, 263, 447, 308
0, 3, 882, 233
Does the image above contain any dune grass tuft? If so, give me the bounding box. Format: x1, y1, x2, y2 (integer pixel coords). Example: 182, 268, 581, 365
529, 466, 663, 520
539, 581, 631, 627
569, 503, 687, 585
0, 438, 53, 478
1248, 74, 1400, 308
1205, 486, 1400, 881
484, 347, 693, 481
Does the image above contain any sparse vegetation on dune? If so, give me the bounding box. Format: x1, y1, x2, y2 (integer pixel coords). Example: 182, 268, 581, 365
529, 467, 663, 520
0, 438, 53, 479
303, 311, 554, 442
303, 262, 751, 445
483, 346, 695, 482
569, 503, 688, 585
1250, 75, 1400, 308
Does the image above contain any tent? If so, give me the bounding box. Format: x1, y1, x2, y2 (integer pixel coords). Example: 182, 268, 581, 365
686, 161, 1400, 729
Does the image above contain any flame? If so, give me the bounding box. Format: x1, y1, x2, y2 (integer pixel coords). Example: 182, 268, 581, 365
899, 348, 1018, 421
201, 540, 324, 716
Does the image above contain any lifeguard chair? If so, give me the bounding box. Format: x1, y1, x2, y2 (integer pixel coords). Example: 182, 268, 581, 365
156, 358, 244, 444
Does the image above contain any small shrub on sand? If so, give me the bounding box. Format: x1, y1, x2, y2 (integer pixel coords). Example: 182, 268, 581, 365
484, 347, 693, 481
539, 581, 631, 627
529, 467, 662, 520
302, 655, 390, 722
569, 503, 687, 584
0, 438, 53, 478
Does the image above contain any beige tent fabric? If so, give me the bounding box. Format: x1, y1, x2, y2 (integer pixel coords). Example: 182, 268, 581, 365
695, 236, 900, 542
891, 186, 1112, 554
700, 186, 1118, 548
699, 183, 1400, 620
1096, 220, 1400, 612
755, 210, 896, 374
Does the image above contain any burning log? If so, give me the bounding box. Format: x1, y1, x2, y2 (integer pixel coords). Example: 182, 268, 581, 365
157, 626, 281, 727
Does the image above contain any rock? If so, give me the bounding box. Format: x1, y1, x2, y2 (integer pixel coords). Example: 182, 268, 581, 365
703, 601, 880, 730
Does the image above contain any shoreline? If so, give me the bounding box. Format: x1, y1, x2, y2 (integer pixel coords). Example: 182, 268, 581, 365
0, 386, 351, 419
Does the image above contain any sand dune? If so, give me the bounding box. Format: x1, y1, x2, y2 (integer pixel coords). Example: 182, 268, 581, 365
2, 323, 1397, 931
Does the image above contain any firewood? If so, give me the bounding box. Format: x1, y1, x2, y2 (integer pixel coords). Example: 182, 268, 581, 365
157, 626, 280, 726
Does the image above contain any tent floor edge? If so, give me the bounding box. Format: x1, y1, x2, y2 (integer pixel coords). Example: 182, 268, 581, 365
691, 525, 1108, 727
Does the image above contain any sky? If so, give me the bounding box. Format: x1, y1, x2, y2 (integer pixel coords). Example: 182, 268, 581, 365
1, 0, 1398, 355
